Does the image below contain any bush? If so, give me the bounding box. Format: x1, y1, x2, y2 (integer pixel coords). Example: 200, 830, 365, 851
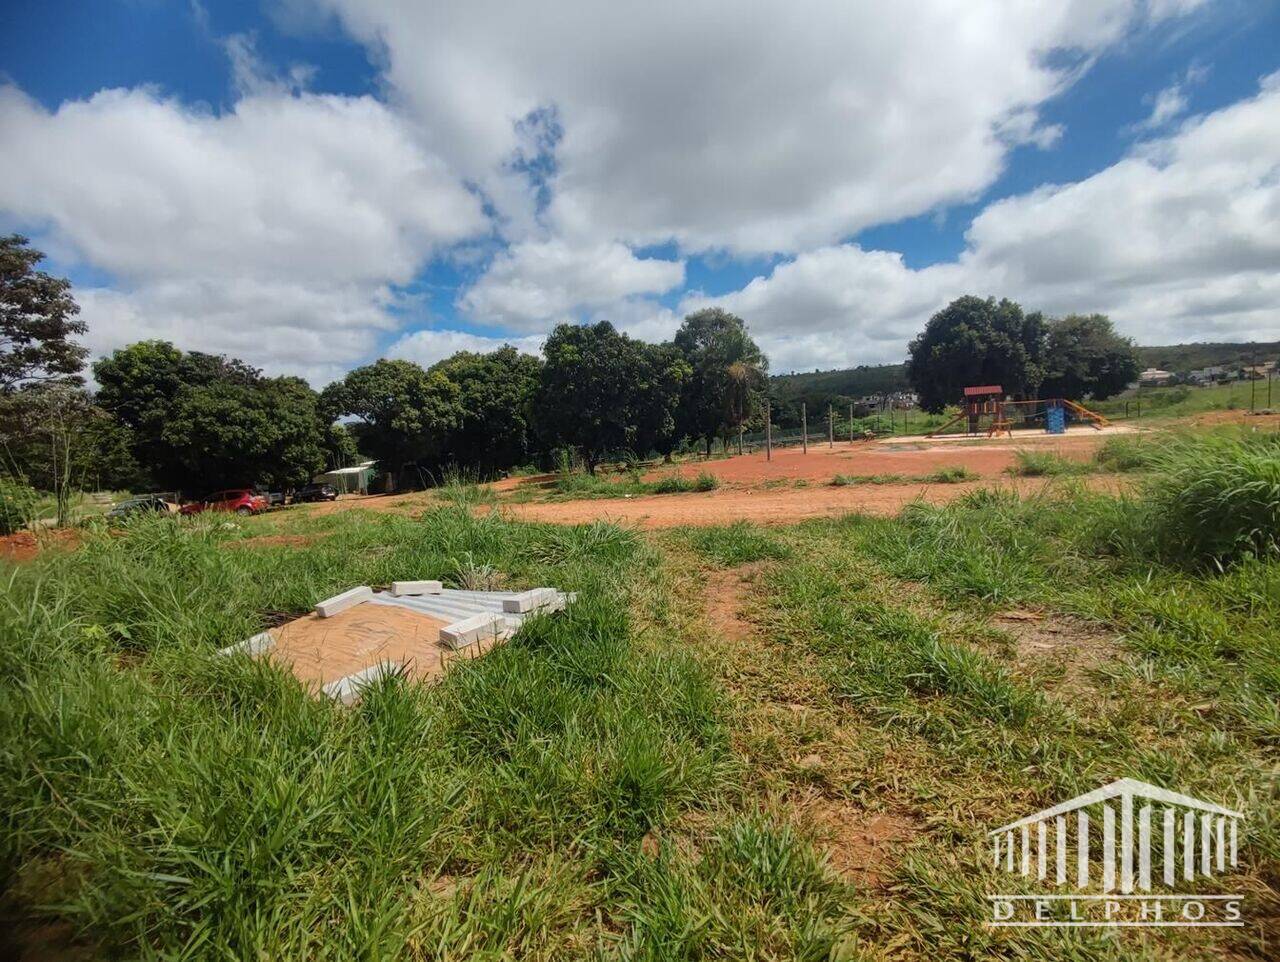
1094, 435, 1161, 473
923, 465, 976, 483
1007, 450, 1088, 477
693, 471, 720, 492
0, 477, 36, 535
652, 474, 694, 494
1145, 434, 1280, 569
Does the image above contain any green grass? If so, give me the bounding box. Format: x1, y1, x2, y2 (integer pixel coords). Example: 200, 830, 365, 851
830, 467, 975, 486
1005, 449, 1091, 477
3, 430, 1278, 959
539, 468, 721, 501
1093, 379, 1277, 420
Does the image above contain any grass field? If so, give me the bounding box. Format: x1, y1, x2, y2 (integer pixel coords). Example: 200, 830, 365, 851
1, 431, 1277, 959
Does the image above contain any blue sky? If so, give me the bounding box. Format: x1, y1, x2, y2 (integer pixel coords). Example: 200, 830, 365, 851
1, 1, 1278, 380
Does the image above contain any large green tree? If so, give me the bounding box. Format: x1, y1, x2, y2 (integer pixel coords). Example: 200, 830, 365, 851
0, 235, 87, 390
319, 359, 462, 479
429, 346, 542, 473
905, 296, 1046, 413
94, 342, 326, 492
534, 322, 684, 472
673, 308, 767, 454
1040, 313, 1140, 401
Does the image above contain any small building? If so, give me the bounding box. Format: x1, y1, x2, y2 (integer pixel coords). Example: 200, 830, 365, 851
1138, 368, 1173, 386
315, 460, 377, 495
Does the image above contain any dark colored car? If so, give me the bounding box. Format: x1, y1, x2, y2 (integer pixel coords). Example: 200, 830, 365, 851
180, 489, 268, 516
294, 483, 338, 503
106, 496, 178, 520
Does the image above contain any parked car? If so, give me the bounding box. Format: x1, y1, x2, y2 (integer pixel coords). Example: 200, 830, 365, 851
106, 495, 178, 520
294, 483, 337, 503
256, 490, 285, 507
180, 489, 268, 516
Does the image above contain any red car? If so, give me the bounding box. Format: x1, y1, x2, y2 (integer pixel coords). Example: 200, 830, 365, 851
180, 489, 268, 517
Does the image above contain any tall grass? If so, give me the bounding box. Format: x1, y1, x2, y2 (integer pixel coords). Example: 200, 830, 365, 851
1143, 432, 1280, 569
0, 509, 732, 957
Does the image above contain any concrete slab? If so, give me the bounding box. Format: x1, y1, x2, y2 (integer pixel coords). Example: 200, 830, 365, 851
391, 579, 443, 596
315, 585, 373, 618
439, 612, 507, 650
322, 661, 399, 704
217, 631, 275, 657
502, 587, 558, 613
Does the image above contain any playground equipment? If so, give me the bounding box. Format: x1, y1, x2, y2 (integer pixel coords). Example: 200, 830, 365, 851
928, 385, 1109, 438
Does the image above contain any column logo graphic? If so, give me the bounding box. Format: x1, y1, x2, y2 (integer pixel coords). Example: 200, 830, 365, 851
987, 778, 1244, 927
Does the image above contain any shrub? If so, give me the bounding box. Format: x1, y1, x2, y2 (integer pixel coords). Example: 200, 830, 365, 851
1007, 450, 1088, 477
693, 471, 720, 492
0, 477, 36, 535
652, 474, 694, 494
1145, 434, 1280, 569
923, 465, 977, 484
1094, 435, 1161, 473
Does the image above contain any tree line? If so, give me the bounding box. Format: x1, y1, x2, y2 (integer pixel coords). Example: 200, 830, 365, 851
2, 234, 1140, 509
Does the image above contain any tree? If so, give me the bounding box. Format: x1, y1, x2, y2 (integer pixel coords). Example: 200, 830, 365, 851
0, 235, 87, 390
319, 359, 462, 480
95, 342, 327, 492
633, 342, 690, 461
321, 422, 361, 471
429, 346, 542, 473
673, 308, 767, 454
905, 296, 1046, 413
0, 385, 142, 524
535, 322, 682, 473
1040, 314, 1139, 401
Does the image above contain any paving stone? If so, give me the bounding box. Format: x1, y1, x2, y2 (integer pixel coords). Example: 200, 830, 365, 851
439, 612, 506, 650
217, 631, 275, 657
502, 587, 558, 613
315, 585, 373, 618
391, 579, 444, 596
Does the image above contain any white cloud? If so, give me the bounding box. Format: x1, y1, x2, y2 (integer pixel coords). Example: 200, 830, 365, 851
310, 0, 1192, 255
0, 81, 486, 376
459, 239, 683, 331
386, 328, 544, 368
678, 71, 1280, 370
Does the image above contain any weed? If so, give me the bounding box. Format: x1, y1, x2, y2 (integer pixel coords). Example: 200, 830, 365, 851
922, 465, 977, 483
1006, 449, 1088, 477
681, 521, 790, 567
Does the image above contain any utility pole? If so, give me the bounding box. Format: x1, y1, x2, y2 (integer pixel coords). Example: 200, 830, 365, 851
849, 403, 854, 444
802, 402, 808, 454
828, 404, 834, 447
1251, 354, 1257, 414
765, 403, 772, 461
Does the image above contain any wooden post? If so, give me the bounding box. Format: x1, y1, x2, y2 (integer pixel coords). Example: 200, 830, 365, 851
738, 425, 744, 455
765, 403, 772, 461
802, 403, 808, 454
849, 403, 854, 444
828, 404, 834, 447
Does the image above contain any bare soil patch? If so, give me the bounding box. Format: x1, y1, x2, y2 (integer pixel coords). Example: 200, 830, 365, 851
991, 609, 1123, 693
794, 793, 920, 888
0, 528, 82, 564
702, 563, 765, 643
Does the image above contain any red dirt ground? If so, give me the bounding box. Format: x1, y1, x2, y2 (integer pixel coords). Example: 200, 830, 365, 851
0, 528, 82, 564
297, 430, 1129, 529
492, 476, 1123, 529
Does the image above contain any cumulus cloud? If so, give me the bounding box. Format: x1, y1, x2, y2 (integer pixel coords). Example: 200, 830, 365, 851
386, 328, 544, 368
0, 81, 486, 376
459, 240, 683, 331
679, 71, 1280, 369
310, 0, 1189, 254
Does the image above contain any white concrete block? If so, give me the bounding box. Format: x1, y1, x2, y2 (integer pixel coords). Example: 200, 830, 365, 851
439, 612, 506, 650
322, 661, 398, 704
391, 579, 443, 596
502, 587, 558, 613
217, 631, 274, 657
315, 585, 373, 618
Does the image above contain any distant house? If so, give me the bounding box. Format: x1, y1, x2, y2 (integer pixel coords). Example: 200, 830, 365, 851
1138, 367, 1173, 386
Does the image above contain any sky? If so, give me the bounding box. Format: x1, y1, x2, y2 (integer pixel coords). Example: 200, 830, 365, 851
0, 0, 1278, 384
